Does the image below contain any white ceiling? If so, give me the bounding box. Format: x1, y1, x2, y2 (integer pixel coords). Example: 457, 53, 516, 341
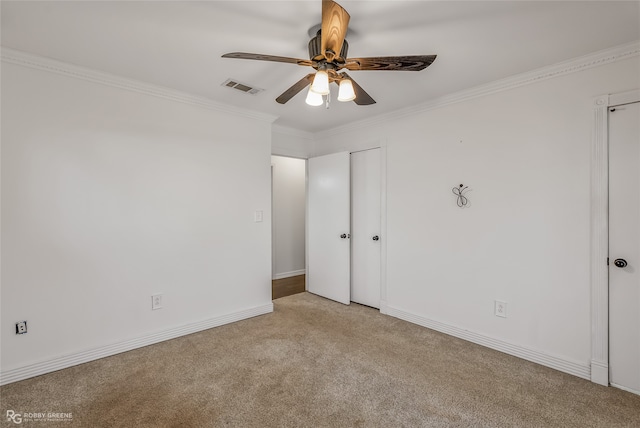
2, 1, 639, 133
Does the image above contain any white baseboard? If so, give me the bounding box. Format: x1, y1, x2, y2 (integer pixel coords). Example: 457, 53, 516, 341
610, 383, 640, 396
272, 269, 306, 280
590, 360, 609, 386
379, 300, 389, 315
0, 303, 273, 386
385, 305, 591, 380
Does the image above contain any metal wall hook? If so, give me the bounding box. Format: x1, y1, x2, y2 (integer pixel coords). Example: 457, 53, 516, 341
452, 184, 469, 208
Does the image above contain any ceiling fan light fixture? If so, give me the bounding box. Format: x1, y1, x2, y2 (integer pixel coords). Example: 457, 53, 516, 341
305, 87, 324, 106
310, 70, 330, 95
337, 79, 356, 102
222, 0, 435, 107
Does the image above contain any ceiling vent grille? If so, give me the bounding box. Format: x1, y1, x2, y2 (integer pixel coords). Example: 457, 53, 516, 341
221, 78, 264, 95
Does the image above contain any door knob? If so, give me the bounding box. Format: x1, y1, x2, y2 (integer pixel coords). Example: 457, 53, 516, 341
340, 233, 350, 239
372, 235, 380, 241
614, 258, 628, 268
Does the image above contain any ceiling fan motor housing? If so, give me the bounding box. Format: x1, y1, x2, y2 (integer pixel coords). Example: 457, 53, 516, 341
308, 31, 349, 63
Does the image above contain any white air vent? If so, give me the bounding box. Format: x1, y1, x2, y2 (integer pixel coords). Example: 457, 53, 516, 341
221, 79, 264, 95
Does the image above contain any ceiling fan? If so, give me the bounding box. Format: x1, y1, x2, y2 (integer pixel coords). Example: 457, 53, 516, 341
222, 0, 437, 107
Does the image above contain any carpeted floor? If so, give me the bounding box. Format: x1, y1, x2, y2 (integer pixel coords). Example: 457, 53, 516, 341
1, 292, 639, 427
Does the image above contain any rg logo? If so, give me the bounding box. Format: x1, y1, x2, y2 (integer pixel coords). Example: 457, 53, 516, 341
6, 410, 22, 424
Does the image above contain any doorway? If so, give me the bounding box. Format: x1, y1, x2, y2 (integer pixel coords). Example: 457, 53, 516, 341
590, 90, 639, 388
271, 155, 306, 299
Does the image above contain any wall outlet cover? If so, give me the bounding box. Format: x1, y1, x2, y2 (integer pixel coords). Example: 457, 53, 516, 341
152, 294, 163, 310
16, 321, 27, 334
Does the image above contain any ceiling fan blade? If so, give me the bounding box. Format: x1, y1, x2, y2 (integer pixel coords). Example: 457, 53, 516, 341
344, 55, 437, 71
276, 74, 315, 104
321, 0, 350, 62
222, 52, 313, 67
339, 72, 376, 105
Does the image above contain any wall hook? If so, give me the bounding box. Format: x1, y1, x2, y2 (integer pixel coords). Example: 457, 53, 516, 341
452, 184, 469, 208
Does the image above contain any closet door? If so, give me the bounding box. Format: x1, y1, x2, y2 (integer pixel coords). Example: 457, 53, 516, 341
609, 101, 640, 393
351, 149, 381, 308
307, 152, 351, 305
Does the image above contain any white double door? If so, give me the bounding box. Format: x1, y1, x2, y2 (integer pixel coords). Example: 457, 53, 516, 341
609, 100, 640, 394
307, 149, 381, 308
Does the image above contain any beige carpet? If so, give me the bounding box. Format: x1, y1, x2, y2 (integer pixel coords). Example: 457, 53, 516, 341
1, 292, 639, 427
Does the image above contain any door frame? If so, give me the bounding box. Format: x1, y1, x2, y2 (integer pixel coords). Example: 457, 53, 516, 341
591, 89, 640, 385
305, 142, 388, 312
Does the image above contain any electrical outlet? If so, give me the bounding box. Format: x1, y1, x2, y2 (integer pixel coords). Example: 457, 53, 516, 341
152, 294, 163, 310
16, 321, 27, 334
495, 300, 507, 318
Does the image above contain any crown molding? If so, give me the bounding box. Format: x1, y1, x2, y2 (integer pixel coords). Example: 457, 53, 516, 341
0, 47, 278, 124
316, 40, 640, 139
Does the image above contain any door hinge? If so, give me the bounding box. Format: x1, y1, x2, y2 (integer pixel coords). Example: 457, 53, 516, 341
607, 257, 609, 266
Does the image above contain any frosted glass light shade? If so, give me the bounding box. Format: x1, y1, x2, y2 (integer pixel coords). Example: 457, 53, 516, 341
310, 70, 330, 95
337, 79, 356, 102
305, 87, 324, 106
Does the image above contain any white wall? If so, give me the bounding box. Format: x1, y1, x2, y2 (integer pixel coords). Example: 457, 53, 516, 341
271, 156, 306, 279
312, 56, 640, 374
1, 59, 273, 379
272, 125, 314, 159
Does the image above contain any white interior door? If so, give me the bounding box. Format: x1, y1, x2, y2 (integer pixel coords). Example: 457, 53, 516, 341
609, 101, 640, 394
307, 152, 351, 305
351, 149, 381, 308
